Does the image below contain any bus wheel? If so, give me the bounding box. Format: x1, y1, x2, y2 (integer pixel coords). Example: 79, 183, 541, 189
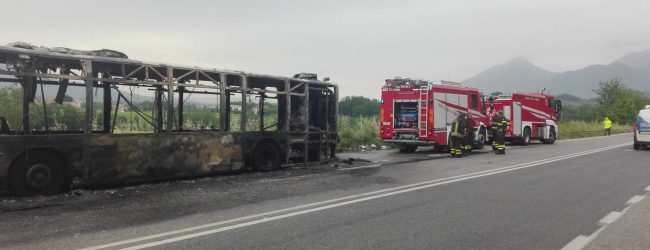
253, 141, 281, 171
521, 127, 531, 146
9, 152, 66, 196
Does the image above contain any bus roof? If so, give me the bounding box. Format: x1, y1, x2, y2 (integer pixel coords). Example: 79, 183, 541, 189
0, 44, 337, 87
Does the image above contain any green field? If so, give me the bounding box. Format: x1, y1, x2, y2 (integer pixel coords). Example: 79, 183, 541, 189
557, 120, 631, 139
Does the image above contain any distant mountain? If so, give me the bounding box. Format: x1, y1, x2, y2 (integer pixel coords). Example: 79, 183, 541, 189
464, 50, 650, 98
612, 49, 650, 73
463, 57, 557, 94
548, 63, 649, 97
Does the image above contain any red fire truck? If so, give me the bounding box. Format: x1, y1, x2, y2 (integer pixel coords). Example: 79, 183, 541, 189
486, 92, 562, 145
380, 78, 490, 153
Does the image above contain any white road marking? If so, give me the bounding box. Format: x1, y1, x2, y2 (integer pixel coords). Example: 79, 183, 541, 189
339, 164, 381, 171
561, 227, 606, 250
375, 160, 390, 162
625, 195, 646, 205
558, 133, 630, 143
79, 142, 631, 250
561, 235, 591, 250
598, 211, 623, 226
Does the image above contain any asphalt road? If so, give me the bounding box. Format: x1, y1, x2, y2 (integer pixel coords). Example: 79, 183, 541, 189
1, 133, 648, 250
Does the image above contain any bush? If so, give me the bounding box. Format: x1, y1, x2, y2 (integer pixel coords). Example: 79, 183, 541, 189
338, 115, 385, 151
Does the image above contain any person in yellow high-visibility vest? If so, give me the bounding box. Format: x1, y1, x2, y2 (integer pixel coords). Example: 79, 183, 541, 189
603, 117, 613, 136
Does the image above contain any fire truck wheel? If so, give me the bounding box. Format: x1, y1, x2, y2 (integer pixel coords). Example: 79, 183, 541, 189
9, 151, 66, 197
398, 145, 417, 153
253, 141, 281, 171
521, 127, 531, 146
543, 128, 557, 144
474, 129, 487, 150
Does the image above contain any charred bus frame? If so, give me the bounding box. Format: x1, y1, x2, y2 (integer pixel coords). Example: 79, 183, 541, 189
0, 46, 338, 196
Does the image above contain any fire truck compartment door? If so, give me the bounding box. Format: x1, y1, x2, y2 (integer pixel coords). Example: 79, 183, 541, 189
513, 102, 522, 135
434, 92, 446, 130
446, 94, 459, 126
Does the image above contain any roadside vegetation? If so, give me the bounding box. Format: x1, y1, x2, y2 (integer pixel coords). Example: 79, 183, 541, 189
337, 96, 385, 151
557, 120, 631, 139
337, 115, 383, 151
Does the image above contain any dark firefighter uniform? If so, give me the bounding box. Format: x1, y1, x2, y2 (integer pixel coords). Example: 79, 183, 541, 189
450, 113, 467, 158
490, 111, 508, 154
463, 115, 475, 154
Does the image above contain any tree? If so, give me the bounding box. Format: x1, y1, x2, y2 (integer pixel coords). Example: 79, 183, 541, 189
593, 79, 626, 109
592, 79, 650, 124
339, 96, 380, 117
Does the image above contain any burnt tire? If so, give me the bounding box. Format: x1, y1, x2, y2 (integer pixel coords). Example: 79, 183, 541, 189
9, 152, 66, 196
398, 145, 417, 153
521, 127, 531, 146
253, 141, 282, 171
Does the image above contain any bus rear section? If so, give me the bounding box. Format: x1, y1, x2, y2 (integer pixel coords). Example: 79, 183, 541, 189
380, 78, 489, 153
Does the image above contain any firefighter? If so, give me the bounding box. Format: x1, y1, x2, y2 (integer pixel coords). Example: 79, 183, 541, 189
463, 114, 475, 155
490, 110, 508, 154
450, 113, 467, 158
603, 116, 612, 136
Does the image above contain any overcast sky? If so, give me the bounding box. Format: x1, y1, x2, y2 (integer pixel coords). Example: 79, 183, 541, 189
1, 0, 649, 98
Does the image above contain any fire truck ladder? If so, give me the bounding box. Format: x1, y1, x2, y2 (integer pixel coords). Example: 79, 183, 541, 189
419, 86, 428, 137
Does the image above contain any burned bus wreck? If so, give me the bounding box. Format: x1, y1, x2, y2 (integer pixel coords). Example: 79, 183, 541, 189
0, 44, 338, 196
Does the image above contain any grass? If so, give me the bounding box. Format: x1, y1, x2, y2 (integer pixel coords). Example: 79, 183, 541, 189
557, 120, 631, 139
338, 115, 385, 151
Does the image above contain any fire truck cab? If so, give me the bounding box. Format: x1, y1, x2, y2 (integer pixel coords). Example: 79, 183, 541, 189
487, 92, 562, 145
380, 78, 490, 153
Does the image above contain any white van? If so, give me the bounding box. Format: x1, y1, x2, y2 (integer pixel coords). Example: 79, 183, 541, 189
634, 107, 650, 150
